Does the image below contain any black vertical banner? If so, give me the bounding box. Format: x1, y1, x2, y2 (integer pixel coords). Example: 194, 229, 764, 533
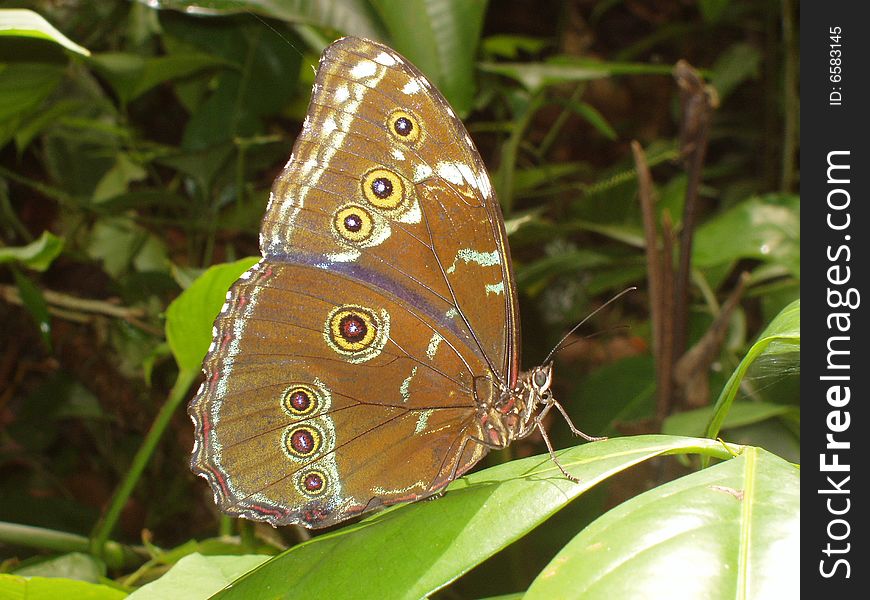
802, 2, 868, 593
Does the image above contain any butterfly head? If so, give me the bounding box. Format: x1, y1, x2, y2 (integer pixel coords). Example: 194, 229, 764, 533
526, 362, 554, 404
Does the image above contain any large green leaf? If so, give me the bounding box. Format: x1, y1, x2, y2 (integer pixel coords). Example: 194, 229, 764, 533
88, 52, 231, 105
706, 299, 800, 438
164, 257, 260, 371
526, 447, 799, 599
370, 0, 487, 114
693, 194, 800, 278
0, 574, 126, 600
204, 436, 734, 599
128, 554, 270, 600
143, 0, 385, 40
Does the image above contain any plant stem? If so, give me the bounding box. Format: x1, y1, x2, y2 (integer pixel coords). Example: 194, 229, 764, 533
0, 521, 144, 570
89, 367, 199, 558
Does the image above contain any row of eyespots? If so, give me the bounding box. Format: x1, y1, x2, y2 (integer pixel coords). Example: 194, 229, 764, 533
279, 384, 332, 498
332, 110, 421, 243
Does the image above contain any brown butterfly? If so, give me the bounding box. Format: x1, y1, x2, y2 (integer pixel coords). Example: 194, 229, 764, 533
188, 37, 601, 529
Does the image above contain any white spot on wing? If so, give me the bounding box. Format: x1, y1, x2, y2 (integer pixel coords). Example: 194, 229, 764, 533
427, 333, 443, 359
415, 409, 434, 434
351, 60, 377, 78
391, 147, 406, 161
322, 116, 338, 137
436, 161, 464, 185
446, 249, 500, 274
400, 366, 418, 402
374, 52, 397, 66
413, 163, 433, 181
334, 85, 350, 103
403, 79, 422, 95
457, 163, 478, 189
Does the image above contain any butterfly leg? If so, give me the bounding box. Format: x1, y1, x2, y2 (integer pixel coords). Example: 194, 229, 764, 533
446, 435, 500, 483
551, 399, 607, 442
535, 421, 580, 483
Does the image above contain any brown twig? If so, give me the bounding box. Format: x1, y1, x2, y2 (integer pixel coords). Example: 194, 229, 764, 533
0, 284, 160, 335
674, 272, 751, 407
631, 141, 669, 421
672, 60, 718, 363
657, 212, 677, 419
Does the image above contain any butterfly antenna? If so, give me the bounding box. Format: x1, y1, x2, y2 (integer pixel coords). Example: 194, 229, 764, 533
553, 324, 632, 354
246, 11, 306, 60
542, 287, 637, 365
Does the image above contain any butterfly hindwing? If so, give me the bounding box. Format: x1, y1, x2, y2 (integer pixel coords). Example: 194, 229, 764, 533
190, 262, 487, 527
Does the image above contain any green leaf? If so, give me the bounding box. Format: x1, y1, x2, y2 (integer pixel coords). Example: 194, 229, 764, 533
165, 257, 260, 371
693, 194, 800, 278
479, 58, 672, 91
88, 52, 231, 104
0, 231, 64, 270
210, 436, 735, 599
663, 401, 796, 437
709, 42, 761, 101
370, 0, 487, 115
0, 574, 126, 600
0, 63, 63, 123
128, 553, 270, 600
12, 552, 104, 582
92, 153, 148, 203
0, 8, 91, 56
147, 0, 385, 40
525, 447, 799, 599
86, 218, 169, 278
482, 34, 549, 59
12, 268, 52, 347
706, 299, 800, 439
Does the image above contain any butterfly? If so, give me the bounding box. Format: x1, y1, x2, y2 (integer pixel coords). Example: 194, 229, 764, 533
188, 36, 601, 529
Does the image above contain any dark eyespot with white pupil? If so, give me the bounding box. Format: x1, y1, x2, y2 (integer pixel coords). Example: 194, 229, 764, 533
343, 213, 363, 232
394, 116, 413, 137
341, 314, 367, 341
371, 177, 393, 199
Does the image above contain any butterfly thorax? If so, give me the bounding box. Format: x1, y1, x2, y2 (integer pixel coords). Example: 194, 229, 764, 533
477, 363, 554, 448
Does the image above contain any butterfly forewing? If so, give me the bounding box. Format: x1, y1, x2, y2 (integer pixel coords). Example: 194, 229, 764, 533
189, 37, 519, 528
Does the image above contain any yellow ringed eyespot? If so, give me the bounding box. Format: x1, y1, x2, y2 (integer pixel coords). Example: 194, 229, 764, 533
333, 205, 374, 242
387, 110, 420, 143
362, 169, 405, 210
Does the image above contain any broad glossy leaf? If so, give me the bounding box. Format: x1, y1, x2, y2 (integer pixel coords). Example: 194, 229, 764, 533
212, 436, 735, 599
526, 447, 799, 599
663, 401, 796, 437
127, 554, 270, 600
693, 194, 800, 278
144, 0, 385, 40
165, 257, 259, 371
0, 8, 90, 55
12, 552, 104, 581
706, 299, 800, 438
371, 0, 487, 114
0, 574, 125, 600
